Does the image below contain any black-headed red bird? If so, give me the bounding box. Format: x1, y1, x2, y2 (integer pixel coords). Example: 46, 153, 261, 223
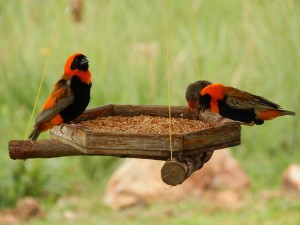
186, 80, 295, 125
29, 52, 92, 142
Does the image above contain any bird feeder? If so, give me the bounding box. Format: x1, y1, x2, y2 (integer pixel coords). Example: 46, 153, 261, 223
8, 104, 241, 186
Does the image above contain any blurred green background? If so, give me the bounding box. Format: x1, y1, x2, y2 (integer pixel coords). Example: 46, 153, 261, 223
1, 0, 300, 224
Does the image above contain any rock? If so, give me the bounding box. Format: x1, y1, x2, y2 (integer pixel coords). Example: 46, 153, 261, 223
103, 148, 250, 210
0, 211, 19, 225
16, 197, 44, 220
63, 210, 76, 221
0, 197, 43, 225
203, 190, 243, 210
282, 164, 300, 195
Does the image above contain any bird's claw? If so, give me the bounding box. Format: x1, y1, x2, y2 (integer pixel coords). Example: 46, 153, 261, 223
198, 105, 207, 113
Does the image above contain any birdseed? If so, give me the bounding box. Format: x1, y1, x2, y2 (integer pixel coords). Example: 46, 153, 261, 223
79, 115, 212, 134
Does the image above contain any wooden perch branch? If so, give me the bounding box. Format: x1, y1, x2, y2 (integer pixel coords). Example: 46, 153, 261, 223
8, 140, 85, 160
9, 139, 215, 185
9, 139, 167, 160
161, 151, 214, 186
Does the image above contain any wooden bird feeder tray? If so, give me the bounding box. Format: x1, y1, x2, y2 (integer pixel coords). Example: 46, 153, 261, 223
8, 104, 241, 186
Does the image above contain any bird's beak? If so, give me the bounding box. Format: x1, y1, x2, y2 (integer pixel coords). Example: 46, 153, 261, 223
188, 101, 196, 112
188, 106, 196, 112
80, 57, 89, 65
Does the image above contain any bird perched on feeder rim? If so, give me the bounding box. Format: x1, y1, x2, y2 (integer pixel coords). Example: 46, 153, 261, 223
185, 80, 295, 125
29, 52, 92, 142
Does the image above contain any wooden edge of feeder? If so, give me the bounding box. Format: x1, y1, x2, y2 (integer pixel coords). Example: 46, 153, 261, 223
73, 104, 114, 122
50, 104, 241, 154
74, 104, 238, 124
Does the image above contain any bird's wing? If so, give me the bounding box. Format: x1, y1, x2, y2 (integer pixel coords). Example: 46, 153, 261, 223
35, 79, 74, 125
224, 86, 280, 111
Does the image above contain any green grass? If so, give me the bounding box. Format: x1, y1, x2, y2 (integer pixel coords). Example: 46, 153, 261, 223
1, 0, 300, 223
21, 194, 300, 225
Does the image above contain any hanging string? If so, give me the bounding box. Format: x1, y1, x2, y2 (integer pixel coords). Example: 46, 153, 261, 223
189, 0, 201, 80
24, 0, 65, 140
164, 0, 173, 161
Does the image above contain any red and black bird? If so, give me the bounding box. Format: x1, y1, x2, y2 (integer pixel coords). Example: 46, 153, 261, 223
186, 80, 295, 125
29, 52, 92, 142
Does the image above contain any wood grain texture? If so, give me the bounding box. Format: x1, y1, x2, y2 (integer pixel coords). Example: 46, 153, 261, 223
8, 140, 83, 160
73, 104, 114, 122
161, 155, 205, 186
9, 139, 192, 160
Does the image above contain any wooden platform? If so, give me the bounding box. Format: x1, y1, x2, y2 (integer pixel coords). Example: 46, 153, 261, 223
49, 104, 241, 160
8, 104, 242, 186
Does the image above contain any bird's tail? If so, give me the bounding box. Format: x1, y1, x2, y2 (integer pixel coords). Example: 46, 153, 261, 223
28, 128, 42, 142
279, 110, 296, 116
259, 109, 295, 121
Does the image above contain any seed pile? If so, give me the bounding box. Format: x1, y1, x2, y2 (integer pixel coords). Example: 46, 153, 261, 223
79, 115, 211, 134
